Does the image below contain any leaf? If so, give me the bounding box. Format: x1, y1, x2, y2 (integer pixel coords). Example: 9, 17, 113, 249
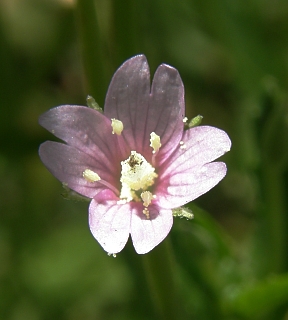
227, 273, 288, 319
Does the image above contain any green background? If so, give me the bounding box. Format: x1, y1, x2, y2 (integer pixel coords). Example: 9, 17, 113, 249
1, 0, 288, 319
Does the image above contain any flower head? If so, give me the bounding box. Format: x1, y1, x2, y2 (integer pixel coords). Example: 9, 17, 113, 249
39, 55, 231, 254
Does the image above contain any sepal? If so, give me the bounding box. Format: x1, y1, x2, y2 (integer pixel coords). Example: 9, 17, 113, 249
172, 206, 194, 220
61, 183, 90, 202
86, 95, 103, 112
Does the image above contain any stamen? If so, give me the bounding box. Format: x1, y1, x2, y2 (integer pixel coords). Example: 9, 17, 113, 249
179, 141, 186, 150
183, 117, 188, 123
117, 199, 127, 205
82, 169, 119, 196
141, 191, 153, 207
108, 253, 117, 258
111, 118, 124, 135
150, 132, 161, 153
83, 169, 100, 182
143, 208, 150, 219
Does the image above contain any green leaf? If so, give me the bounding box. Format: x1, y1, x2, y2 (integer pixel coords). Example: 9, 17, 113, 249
189, 204, 232, 258
227, 273, 288, 319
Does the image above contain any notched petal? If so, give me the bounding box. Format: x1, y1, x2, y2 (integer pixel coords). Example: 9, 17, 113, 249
157, 162, 227, 209
104, 55, 150, 154
89, 197, 131, 254
39, 141, 113, 199
131, 205, 173, 254
147, 63, 185, 163
39, 105, 122, 174
161, 126, 231, 177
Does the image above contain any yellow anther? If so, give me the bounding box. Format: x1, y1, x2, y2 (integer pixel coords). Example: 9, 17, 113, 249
111, 118, 124, 135
141, 191, 153, 207
150, 132, 161, 153
83, 169, 101, 182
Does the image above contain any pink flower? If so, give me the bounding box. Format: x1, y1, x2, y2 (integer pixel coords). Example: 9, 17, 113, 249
39, 55, 231, 254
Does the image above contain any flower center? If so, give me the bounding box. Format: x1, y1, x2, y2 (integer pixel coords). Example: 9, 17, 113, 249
119, 151, 157, 209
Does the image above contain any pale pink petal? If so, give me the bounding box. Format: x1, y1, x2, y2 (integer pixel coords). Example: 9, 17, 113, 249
104, 55, 150, 155
130, 205, 173, 254
157, 162, 227, 209
89, 191, 131, 254
39, 141, 118, 198
39, 105, 122, 174
147, 64, 185, 164
161, 126, 231, 177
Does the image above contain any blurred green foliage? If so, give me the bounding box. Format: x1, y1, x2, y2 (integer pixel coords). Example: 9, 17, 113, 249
0, 0, 288, 319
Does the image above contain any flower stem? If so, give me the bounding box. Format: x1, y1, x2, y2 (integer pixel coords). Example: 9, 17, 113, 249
75, 0, 107, 106
260, 165, 286, 273
141, 237, 183, 320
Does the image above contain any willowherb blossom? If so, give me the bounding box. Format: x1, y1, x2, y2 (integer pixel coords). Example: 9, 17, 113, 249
39, 55, 231, 254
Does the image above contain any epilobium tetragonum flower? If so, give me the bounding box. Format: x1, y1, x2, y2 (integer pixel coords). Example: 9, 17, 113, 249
39, 55, 231, 254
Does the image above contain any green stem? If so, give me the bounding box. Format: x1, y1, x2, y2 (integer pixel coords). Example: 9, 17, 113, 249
75, 0, 107, 106
141, 238, 183, 320
261, 165, 286, 273
257, 87, 288, 275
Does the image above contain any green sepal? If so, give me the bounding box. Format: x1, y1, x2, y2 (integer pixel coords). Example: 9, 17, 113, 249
61, 183, 90, 202
86, 95, 103, 112
188, 115, 203, 128
172, 206, 194, 220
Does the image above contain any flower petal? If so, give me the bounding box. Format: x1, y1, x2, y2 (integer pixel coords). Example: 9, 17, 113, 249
104, 55, 150, 155
157, 162, 227, 209
39, 141, 117, 198
161, 126, 231, 177
148, 63, 185, 164
157, 126, 230, 208
39, 105, 122, 175
104, 55, 185, 163
130, 205, 173, 254
89, 191, 131, 254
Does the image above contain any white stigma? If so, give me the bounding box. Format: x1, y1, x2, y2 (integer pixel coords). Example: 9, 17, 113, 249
120, 151, 157, 192
111, 118, 124, 135
83, 169, 101, 182
118, 148, 159, 219
150, 132, 161, 153
119, 151, 158, 219
183, 117, 188, 123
